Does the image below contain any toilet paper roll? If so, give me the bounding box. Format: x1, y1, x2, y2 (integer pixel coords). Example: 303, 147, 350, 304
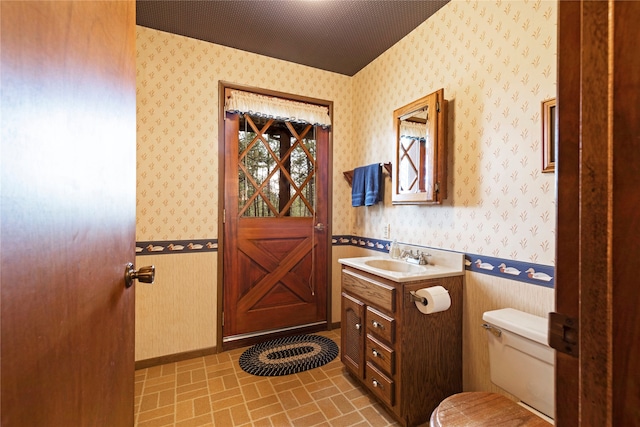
414, 286, 451, 314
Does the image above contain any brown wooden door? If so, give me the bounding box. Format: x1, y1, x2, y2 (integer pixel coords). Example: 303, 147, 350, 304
556, 1, 640, 425
223, 111, 329, 342
1, 1, 136, 425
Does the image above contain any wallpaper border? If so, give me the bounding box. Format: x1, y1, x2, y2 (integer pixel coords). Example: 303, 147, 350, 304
333, 234, 555, 289
136, 240, 218, 255
137, 235, 554, 289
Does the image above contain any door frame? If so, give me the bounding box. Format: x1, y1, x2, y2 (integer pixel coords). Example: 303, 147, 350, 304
216, 81, 333, 351
556, 1, 640, 425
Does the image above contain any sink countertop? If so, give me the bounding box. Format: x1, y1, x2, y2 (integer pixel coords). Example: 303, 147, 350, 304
339, 248, 464, 283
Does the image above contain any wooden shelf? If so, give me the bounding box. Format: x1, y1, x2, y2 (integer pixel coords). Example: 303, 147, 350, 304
343, 162, 392, 187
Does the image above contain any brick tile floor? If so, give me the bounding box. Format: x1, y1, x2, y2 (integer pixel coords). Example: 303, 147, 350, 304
134, 329, 401, 427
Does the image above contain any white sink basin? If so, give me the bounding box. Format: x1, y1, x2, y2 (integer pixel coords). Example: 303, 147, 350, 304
364, 259, 426, 273
339, 254, 464, 283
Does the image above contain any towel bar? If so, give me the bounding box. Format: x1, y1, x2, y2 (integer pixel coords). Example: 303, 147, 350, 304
343, 162, 392, 187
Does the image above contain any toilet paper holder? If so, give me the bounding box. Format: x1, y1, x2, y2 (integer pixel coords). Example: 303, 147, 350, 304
409, 290, 428, 306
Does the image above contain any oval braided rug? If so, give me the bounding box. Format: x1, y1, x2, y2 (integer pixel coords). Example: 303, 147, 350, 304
238, 334, 339, 376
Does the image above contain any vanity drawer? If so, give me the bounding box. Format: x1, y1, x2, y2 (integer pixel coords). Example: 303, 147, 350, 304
366, 306, 395, 344
366, 334, 395, 376
366, 362, 395, 407
342, 269, 396, 312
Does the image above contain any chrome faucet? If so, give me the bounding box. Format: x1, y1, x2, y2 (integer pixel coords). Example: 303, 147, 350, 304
402, 249, 430, 265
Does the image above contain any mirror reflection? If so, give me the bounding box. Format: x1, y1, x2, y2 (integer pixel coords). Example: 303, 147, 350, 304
398, 108, 431, 196
392, 89, 447, 205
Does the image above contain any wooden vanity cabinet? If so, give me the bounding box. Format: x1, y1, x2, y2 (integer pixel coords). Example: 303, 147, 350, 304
340, 266, 463, 427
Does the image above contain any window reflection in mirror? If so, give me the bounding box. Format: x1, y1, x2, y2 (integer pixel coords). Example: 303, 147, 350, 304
392, 89, 447, 205
398, 108, 431, 197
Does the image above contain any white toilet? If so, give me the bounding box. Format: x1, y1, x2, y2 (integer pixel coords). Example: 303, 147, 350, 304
431, 308, 555, 426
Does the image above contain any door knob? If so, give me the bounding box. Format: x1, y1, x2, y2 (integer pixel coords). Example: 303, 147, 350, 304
124, 263, 155, 288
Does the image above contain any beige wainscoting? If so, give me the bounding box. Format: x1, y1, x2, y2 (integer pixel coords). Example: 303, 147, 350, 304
462, 271, 555, 395
136, 245, 361, 362
135, 252, 217, 361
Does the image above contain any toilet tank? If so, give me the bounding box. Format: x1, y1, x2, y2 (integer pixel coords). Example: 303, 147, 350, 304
483, 308, 555, 419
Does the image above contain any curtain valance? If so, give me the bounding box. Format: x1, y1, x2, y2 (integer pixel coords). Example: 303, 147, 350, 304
225, 89, 331, 127
400, 121, 426, 139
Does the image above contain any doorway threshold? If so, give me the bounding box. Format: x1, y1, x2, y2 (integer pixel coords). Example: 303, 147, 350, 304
222, 321, 328, 350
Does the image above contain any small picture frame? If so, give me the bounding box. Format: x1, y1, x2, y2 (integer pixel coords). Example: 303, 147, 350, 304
542, 98, 556, 173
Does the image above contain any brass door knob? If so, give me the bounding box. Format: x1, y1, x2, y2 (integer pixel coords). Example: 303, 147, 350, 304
124, 263, 155, 288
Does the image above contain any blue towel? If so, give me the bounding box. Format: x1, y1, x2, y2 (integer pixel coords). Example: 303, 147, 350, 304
364, 163, 382, 206
351, 166, 366, 207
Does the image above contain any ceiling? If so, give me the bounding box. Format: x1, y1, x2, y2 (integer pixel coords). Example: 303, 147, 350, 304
136, 1, 450, 76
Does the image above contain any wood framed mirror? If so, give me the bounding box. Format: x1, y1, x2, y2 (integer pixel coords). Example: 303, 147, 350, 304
542, 98, 556, 173
392, 88, 448, 204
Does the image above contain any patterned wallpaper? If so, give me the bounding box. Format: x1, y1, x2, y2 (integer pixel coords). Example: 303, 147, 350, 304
137, 0, 557, 266
134, 0, 558, 365
136, 28, 354, 240
351, 0, 557, 266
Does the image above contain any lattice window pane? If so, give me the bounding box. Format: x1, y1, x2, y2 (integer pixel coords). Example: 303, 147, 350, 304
238, 114, 316, 218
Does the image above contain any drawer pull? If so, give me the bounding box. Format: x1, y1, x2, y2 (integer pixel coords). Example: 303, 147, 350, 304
372, 349, 383, 358
355, 323, 361, 330
372, 379, 384, 389
372, 320, 384, 329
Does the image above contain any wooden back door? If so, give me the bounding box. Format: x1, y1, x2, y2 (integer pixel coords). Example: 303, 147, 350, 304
223, 108, 330, 345
1, 1, 136, 425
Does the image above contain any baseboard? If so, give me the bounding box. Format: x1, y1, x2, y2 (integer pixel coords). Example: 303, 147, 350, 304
135, 346, 218, 370
222, 323, 330, 351
135, 322, 341, 369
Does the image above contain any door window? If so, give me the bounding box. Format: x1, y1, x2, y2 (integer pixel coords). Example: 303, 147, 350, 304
238, 114, 316, 218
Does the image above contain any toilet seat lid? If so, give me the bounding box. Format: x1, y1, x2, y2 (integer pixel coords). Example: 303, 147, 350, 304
430, 392, 552, 427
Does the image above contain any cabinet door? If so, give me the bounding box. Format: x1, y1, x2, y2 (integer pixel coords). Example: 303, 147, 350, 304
341, 292, 365, 378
